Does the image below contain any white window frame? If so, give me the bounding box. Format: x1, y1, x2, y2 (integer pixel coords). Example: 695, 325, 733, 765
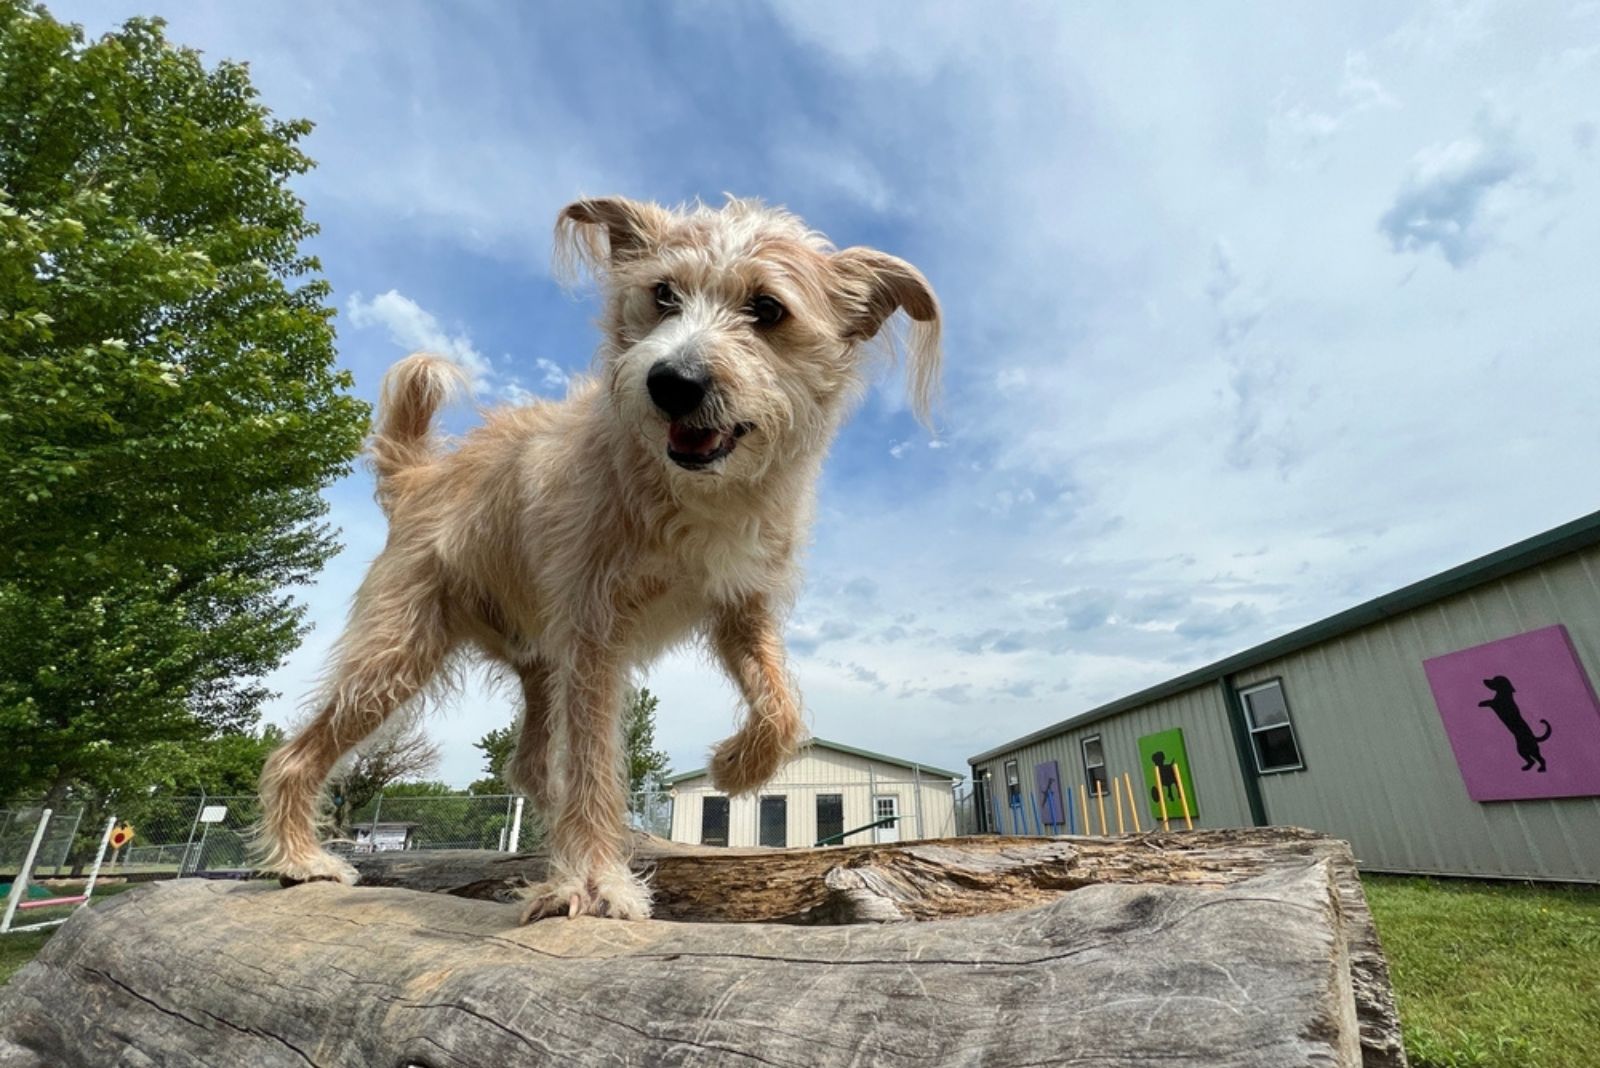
1238, 678, 1306, 774
1081, 734, 1109, 796
1003, 759, 1021, 806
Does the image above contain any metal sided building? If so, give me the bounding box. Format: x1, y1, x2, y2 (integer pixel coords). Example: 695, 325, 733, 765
969, 510, 1600, 883
665, 738, 963, 849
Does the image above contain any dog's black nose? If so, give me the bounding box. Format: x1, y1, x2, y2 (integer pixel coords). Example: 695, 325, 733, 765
647, 362, 710, 419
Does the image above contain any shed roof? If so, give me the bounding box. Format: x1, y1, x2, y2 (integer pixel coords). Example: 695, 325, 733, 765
969, 507, 1600, 766
664, 737, 964, 786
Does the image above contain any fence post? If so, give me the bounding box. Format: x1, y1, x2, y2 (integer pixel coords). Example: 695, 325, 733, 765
913, 766, 925, 839
509, 796, 524, 853
178, 789, 206, 877
370, 791, 383, 845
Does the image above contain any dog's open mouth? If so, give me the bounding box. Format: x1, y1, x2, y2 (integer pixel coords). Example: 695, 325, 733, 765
666, 422, 752, 470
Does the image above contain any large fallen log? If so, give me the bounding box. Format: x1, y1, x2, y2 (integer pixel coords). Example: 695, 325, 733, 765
0, 828, 1405, 1067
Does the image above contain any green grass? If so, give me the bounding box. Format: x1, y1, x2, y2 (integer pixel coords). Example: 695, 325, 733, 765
1, 880, 141, 985
1364, 875, 1600, 1068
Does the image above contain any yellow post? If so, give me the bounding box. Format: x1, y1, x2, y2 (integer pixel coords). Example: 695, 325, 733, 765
1155, 764, 1170, 832
1094, 780, 1108, 836
1123, 772, 1143, 833
1174, 764, 1194, 830
1113, 776, 1126, 835
1079, 784, 1091, 836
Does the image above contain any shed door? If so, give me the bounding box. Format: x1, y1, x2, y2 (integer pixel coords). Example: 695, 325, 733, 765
873, 795, 900, 843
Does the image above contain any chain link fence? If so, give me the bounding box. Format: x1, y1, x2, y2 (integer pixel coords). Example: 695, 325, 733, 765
9, 777, 973, 882
1, 804, 85, 880
341, 793, 524, 854
6, 792, 547, 881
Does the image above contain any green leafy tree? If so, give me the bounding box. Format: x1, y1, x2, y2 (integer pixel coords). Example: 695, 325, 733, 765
329, 724, 441, 833
0, 4, 367, 813
469, 725, 515, 795
624, 687, 672, 796
470, 687, 673, 796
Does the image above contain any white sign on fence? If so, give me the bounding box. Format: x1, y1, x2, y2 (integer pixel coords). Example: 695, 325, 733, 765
198, 805, 228, 824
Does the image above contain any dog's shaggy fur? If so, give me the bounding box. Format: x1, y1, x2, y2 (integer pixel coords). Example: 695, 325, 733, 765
256, 196, 941, 921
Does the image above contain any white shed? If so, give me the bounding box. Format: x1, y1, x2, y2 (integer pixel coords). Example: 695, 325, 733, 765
664, 738, 963, 848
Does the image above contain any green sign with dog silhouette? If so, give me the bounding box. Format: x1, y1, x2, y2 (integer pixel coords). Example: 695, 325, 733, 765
1138, 728, 1199, 822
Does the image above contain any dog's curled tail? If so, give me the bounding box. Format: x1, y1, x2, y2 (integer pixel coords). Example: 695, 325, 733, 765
1536, 719, 1553, 742
370, 353, 466, 511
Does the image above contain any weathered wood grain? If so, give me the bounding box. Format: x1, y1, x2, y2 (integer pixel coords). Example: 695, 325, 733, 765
354, 827, 1407, 1067
0, 829, 1406, 1068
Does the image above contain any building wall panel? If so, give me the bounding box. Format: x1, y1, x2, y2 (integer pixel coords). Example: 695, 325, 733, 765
973, 685, 1253, 834
667, 745, 958, 848
1235, 547, 1600, 880
970, 543, 1600, 881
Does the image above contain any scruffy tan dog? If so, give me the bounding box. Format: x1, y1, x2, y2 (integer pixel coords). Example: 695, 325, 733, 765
256, 196, 941, 921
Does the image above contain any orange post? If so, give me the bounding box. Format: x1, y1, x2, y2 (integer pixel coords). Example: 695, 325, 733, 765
1174, 764, 1194, 830
1094, 781, 1108, 836
1155, 764, 1170, 831
1113, 776, 1126, 835
1123, 772, 1143, 833
1079, 783, 1090, 836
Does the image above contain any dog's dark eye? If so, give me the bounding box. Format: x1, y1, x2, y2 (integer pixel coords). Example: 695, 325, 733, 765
653, 281, 677, 313
749, 294, 785, 327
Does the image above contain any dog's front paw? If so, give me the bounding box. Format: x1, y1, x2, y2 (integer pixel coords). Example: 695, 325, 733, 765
518, 864, 651, 923
709, 731, 789, 796
273, 849, 360, 888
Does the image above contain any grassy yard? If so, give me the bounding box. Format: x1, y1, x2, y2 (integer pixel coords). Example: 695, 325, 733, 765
1364, 874, 1600, 1068
0, 880, 141, 985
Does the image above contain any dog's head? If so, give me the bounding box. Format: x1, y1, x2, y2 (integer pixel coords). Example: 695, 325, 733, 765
1483, 675, 1515, 696
554, 196, 941, 483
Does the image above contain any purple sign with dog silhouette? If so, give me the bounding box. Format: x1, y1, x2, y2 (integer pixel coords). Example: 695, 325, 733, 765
1423, 624, 1600, 801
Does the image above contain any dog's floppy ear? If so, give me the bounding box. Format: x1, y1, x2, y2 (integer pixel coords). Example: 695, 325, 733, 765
553, 197, 671, 283
831, 247, 943, 427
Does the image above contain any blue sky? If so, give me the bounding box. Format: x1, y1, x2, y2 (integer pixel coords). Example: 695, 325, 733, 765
60, 1, 1600, 786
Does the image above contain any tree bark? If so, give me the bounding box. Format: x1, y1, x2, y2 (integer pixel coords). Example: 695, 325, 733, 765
0, 828, 1405, 1068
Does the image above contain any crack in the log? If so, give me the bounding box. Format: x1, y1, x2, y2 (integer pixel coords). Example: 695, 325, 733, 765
79, 965, 322, 1067
197, 1006, 323, 1068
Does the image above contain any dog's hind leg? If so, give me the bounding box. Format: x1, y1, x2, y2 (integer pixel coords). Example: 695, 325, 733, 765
706, 595, 805, 797
506, 658, 561, 818
257, 550, 452, 885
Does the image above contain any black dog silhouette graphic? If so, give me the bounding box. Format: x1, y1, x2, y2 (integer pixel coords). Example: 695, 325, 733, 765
1149, 751, 1181, 805
1478, 675, 1552, 772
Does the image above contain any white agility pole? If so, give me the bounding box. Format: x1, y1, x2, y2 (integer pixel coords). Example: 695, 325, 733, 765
509, 796, 525, 853
3, 814, 118, 935
2, 808, 53, 935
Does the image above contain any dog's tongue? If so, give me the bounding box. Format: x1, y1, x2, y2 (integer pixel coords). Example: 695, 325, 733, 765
669, 423, 727, 457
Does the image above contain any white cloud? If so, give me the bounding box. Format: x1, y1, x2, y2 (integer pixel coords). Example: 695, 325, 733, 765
346, 290, 571, 406
1378, 113, 1529, 266
347, 290, 493, 387
1271, 51, 1400, 164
